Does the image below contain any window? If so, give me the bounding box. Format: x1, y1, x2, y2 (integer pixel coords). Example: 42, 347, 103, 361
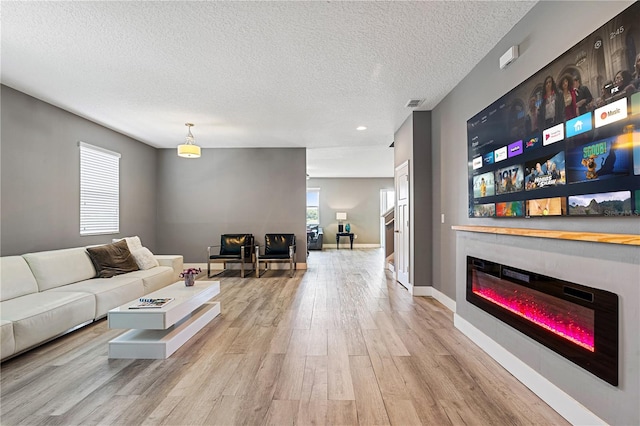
79, 142, 120, 235
380, 189, 395, 214
306, 188, 320, 225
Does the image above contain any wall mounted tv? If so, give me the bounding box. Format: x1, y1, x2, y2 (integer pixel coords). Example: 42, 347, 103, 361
467, 2, 640, 218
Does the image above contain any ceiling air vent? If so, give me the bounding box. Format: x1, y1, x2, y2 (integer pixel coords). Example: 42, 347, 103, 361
405, 99, 424, 108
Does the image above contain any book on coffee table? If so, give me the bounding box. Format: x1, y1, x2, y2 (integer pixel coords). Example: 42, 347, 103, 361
128, 298, 175, 309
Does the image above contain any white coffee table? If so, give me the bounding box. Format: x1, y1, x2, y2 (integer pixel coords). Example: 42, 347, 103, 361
107, 280, 220, 359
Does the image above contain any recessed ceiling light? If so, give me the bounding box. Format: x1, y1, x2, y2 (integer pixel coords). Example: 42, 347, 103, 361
356, 126, 367, 131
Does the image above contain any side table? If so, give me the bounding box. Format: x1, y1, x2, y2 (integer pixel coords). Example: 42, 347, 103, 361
336, 232, 354, 249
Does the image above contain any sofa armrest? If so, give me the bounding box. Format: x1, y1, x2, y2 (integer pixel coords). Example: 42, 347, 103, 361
154, 255, 183, 278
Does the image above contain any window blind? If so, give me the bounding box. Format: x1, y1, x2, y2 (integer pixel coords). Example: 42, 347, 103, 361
79, 141, 121, 235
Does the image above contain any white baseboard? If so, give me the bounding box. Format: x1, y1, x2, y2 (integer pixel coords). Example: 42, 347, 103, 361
431, 287, 456, 312
322, 244, 381, 249
454, 314, 606, 426
408, 285, 457, 312
189, 262, 307, 272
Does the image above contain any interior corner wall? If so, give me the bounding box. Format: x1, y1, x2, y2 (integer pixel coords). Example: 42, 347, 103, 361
412, 111, 432, 288
0, 85, 159, 256
394, 111, 433, 287
431, 1, 638, 424
306, 177, 394, 245
155, 148, 307, 263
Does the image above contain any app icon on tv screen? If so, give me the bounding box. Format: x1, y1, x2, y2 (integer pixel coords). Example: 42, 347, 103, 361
508, 140, 523, 158
594, 98, 627, 128
566, 112, 592, 138
483, 151, 495, 165
494, 146, 508, 162
543, 123, 564, 146
472, 156, 482, 170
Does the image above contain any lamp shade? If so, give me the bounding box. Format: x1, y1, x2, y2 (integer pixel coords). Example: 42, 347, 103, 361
336, 212, 347, 221
177, 123, 201, 158
177, 144, 201, 158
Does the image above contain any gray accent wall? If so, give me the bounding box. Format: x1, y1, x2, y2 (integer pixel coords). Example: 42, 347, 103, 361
1, 85, 310, 265
0, 85, 159, 255
432, 0, 639, 299
306, 177, 393, 245
394, 111, 432, 287
156, 148, 307, 263
431, 1, 639, 424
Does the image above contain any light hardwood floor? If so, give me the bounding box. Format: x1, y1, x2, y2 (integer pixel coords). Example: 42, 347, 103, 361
1, 249, 568, 425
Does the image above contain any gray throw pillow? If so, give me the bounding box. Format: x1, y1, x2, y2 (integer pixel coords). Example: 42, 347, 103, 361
86, 239, 139, 278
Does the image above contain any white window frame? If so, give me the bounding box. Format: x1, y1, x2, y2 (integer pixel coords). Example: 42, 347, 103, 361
306, 187, 320, 226
79, 141, 121, 235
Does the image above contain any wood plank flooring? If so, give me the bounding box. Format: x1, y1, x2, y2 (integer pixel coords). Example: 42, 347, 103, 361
0, 249, 568, 425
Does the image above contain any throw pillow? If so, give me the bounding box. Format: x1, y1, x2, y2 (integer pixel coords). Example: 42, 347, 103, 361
111, 236, 143, 251
131, 247, 159, 270
86, 240, 139, 278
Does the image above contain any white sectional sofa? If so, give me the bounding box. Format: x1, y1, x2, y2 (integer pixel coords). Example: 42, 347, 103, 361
0, 245, 183, 361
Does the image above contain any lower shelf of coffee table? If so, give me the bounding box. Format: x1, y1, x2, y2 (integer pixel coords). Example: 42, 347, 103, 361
108, 301, 220, 359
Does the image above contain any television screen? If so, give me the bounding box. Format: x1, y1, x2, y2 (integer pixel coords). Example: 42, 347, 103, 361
467, 2, 640, 218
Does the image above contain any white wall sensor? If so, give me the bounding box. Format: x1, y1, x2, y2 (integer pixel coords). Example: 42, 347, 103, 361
499, 45, 519, 69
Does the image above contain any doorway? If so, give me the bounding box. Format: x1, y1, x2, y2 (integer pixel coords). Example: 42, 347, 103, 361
395, 161, 409, 288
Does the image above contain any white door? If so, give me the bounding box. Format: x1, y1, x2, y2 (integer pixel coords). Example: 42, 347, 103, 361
395, 161, 410, 288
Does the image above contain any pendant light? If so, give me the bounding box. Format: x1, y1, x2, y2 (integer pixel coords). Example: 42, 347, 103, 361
177, 123, 201, 158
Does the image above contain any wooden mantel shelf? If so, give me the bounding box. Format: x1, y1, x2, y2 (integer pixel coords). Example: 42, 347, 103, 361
451, 225, 640, 246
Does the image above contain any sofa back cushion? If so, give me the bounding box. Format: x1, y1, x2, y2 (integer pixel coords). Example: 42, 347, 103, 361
23, 248, 96, 292
0, 256, 39, 301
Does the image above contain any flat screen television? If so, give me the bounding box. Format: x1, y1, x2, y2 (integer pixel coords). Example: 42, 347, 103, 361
467, 2, 640, 218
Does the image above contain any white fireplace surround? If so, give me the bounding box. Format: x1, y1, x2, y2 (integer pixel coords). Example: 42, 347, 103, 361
453, 230, 639, 425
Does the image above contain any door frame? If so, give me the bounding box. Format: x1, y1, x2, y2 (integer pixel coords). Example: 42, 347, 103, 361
394, 160, 410, 288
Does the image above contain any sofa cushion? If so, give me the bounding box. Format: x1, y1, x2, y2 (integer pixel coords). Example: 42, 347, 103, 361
0, 320, 15, 360
130, 247, 159, 270
23, 248, 96, 292
1, 292, 95, 353
86, 240, 139, 278
0, 256, 39, 302
124, 266, 175, 293
47, 276, 144, 318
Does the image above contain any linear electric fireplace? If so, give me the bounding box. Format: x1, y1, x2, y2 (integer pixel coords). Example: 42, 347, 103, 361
467, 256, 618, 386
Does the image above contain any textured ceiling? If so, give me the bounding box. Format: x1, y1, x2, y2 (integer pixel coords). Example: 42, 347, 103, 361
1, 1, 536, 177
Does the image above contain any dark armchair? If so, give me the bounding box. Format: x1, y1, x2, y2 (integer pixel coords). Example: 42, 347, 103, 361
207, 234, 254, 278
255, 234, 296, 278
307, 226, 323, 250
